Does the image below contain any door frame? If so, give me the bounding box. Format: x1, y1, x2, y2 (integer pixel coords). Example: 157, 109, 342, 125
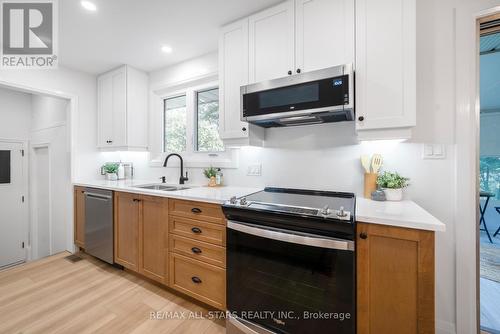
0, 80, 78, 254
30, 143, 52, 260
0, 138, 29, 265
455, 3, 500, 334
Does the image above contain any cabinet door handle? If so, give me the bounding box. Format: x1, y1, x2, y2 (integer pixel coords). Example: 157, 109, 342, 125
191, 276, 202, 284
191, 227, 202, 234
296, 68, 301, 73
360, 232, 368, 239
358, 116, 364, 122
133, 198, 141, 202
191, 207, 202, 214
191, 247, 202, 254
242, 127, 247, 132
287, 70, 292, 75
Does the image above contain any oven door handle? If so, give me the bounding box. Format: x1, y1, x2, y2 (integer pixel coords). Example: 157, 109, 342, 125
227, 221, 354, 251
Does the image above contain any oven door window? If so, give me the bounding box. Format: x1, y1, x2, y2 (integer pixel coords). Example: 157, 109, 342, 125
227, 227, 355, 334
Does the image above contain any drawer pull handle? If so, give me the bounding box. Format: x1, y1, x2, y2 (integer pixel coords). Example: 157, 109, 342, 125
191, 207, 202, 214
360, 232, 368, 239
191, 276, 202, 284
191, 247, 202, 254
191, 227, 202, 234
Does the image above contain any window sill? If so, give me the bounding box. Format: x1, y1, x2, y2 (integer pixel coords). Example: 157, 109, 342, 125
149, 147, 239, 169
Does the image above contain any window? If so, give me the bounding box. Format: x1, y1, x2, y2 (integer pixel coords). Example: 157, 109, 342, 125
196, 88, 224, 152
164, 95, 187, 152
0, 150, 11, 184
163, 86, 224, 153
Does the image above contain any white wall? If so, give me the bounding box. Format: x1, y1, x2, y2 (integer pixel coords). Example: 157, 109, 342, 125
0, 66, 98, 181
0, 87, 32, 140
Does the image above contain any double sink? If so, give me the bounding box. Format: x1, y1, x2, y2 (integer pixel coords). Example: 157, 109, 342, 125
133, 184, 191, 192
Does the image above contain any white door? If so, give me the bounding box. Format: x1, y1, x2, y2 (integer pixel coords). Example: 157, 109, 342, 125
249, 1, 295, 83
219, 18, 250, 140
295, 0, 355, 72
0, 141, 27, 268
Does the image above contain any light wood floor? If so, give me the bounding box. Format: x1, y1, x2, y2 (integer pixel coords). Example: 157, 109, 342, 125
0, 252, 225, 334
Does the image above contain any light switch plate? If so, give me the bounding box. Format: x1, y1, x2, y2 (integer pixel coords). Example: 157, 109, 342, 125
423, 144, 446, 159
247, 164, 262, 176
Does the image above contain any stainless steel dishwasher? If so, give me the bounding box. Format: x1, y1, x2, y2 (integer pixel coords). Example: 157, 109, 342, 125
84, 188, 113, 264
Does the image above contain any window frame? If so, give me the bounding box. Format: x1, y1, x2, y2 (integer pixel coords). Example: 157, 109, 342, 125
194, 86, 224, 153
163, 92, 188, 153
162, 81, 224, 155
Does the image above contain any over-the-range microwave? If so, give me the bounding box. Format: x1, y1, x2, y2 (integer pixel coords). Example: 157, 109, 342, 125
240, 64, 354, 128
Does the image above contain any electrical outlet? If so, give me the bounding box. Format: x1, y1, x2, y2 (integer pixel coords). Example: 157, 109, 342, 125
247, 164, 262, 176
423, 144, 446, 159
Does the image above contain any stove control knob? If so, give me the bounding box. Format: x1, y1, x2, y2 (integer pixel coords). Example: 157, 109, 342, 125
337, 206, 347, 217
240, 197, 248, 206
229, 196, 238, 205
321, 205, 330, 216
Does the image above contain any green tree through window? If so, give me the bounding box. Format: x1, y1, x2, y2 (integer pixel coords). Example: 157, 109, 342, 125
164, 95, 187, 152
196, 88, 224, 152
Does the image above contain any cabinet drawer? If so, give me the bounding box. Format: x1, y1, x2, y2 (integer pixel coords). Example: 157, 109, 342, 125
169, 216, 226, 246
169, 234, 226, 268
169, 253, 226, 310
169, 199, 225, 224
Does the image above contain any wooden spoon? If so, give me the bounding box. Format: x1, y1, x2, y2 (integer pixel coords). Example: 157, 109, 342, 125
361, 155, 371, 173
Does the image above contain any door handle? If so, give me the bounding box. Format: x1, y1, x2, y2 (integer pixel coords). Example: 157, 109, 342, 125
191, 207, 202, 214
191, 227, 202, 234
191, 276, 202, 284
227, 220, 355, 251
191, 247, 202, 254
84, 192, 112, 200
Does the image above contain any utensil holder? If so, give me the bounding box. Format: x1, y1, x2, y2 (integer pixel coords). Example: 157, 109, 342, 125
364, 173, 378, 198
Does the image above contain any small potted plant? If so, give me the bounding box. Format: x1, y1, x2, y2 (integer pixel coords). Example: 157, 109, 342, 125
203, 166, 218, 187
103, 163, 119, 181
376, 171, 409, 201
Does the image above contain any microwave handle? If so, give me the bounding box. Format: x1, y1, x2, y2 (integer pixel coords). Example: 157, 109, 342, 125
227, 220, 354, 251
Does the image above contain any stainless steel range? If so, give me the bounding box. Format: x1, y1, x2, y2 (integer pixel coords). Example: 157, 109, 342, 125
222, 187, 356, 334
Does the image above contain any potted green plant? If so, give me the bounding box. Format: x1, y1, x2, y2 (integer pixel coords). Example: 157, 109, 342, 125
103, 163, 119, 181
376, 171, 409, 201
203, 166, 218, 187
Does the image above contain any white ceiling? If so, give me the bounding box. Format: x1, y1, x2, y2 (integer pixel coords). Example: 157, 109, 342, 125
59, 0, 283, 74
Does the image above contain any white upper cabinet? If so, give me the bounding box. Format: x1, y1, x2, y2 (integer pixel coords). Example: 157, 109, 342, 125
248, 1, 295, 83
355, 0, 416, 139
295, 0, 355, 73
97, 65, 148, 150
219, 18, 250, 140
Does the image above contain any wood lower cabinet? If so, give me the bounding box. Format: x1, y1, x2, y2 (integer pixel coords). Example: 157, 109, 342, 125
169, 253, 226, 310
168, 198, 227, 310
168, 199, 225, 224
356, 222, 435, 334
74, 186, 86, 248
114, 192, 169, 284
139, 195, 168, 284
169, 234, 226, 268
114, 192, 141, 271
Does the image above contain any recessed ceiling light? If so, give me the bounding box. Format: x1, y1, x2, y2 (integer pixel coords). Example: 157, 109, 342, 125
81, 1, 97, 11
161, 45, 173, 54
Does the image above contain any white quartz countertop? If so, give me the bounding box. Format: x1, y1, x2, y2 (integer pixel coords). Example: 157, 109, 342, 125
356, 197, 446, 232
74, 180, 445, 232
73, 179, 262, 205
